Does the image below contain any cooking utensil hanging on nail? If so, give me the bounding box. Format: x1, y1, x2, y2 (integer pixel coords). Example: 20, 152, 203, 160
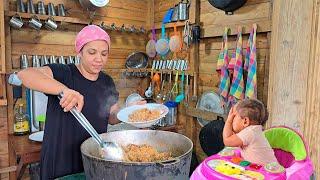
146, 26, 157, 58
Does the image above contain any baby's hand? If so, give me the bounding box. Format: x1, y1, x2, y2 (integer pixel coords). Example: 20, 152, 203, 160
226, 106, 236, 123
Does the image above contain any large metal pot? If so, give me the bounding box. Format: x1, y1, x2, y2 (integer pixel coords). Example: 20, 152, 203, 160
79, 0, 109, 11
81, 130, 193, 180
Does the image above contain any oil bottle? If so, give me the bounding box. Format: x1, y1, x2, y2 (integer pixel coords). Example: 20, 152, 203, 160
14, 104, 30, 135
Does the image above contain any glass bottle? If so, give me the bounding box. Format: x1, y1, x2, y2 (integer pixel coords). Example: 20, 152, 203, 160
14, 104, 30, 136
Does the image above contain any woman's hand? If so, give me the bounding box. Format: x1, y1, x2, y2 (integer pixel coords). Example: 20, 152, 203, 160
59, 89, 84, 112
126, 99, 147, 107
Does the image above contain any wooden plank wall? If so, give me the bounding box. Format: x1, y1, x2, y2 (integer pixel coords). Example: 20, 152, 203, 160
195, 0, 272, 161
1, 0, 149, 179
268, 0, 319, 176
153, 0, 195, 136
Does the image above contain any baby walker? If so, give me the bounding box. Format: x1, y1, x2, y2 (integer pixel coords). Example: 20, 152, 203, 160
191, 126, 314, 180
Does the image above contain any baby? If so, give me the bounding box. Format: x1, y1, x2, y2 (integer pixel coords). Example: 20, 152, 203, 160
223, 99, 278, 165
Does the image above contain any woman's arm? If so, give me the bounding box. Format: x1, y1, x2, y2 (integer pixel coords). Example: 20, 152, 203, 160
17, 66, 84, 112
108, 103, 121, 125
18, 66, 65, 95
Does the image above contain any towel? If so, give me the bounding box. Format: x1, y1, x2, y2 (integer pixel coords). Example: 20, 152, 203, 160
229, 27, 245, 105
245, 24, 258, 98
217, 27, 231, 104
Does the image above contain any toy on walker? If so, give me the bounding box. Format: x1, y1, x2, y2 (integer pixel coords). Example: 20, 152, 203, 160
191, 126, 314, 180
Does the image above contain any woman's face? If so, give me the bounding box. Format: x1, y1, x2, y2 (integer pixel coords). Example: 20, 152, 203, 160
79, 40, 109, 74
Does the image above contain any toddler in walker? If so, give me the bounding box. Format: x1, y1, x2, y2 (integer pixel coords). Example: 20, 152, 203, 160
223, 99, 278, 165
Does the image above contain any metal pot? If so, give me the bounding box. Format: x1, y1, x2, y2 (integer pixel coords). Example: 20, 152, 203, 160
81, 130, 193, 180
171, 4, 179, 22
178, 0, 190, 21
79, 0, 109, 11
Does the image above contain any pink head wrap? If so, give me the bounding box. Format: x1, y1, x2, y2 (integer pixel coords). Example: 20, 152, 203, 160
75, 25, 111, 53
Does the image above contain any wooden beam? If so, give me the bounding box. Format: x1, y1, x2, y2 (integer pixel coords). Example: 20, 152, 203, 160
0, 0, 5, 73
267, 0, 319, 176
0, 166, 16, 174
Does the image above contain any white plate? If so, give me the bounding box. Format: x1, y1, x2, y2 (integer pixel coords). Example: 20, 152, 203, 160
28, 131, 44, 142
117, 103, 169, 128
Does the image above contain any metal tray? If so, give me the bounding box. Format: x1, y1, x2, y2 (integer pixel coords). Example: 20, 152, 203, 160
196, 91, 225, 127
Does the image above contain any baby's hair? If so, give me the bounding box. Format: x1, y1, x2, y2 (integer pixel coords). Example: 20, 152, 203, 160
236, 99, 269, 125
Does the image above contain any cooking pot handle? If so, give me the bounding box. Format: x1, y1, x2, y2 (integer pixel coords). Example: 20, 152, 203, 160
157, 158, 180, 167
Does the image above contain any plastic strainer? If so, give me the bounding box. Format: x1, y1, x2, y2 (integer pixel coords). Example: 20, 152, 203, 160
169, 23, 181, 53
155, 24, 170, 56
146, 27, 157, 58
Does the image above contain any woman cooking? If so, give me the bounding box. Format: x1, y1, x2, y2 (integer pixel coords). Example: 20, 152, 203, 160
17, 25, 144, 179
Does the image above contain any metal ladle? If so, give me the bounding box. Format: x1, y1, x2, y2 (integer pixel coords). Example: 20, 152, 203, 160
58, 93, 124, 161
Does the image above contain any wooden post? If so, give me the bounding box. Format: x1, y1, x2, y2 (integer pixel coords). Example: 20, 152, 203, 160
0, 0, 6, 73
268, 0, 320, 176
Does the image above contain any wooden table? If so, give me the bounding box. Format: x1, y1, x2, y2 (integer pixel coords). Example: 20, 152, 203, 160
8, 134, 42, 180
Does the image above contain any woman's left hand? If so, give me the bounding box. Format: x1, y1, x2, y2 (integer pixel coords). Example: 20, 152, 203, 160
127, 99, 147, 107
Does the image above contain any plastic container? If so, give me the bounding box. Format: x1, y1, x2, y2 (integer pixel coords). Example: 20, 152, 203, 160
164, 101, 178, 126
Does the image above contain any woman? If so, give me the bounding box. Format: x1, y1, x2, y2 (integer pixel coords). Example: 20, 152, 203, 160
17, 25, 142, 179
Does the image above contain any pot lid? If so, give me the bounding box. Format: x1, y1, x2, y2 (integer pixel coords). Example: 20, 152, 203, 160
90, 0, 109, 7
196, 91, 225, 127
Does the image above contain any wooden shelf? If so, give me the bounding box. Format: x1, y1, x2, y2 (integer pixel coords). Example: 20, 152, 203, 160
153, 21, 188, 30
124, 68, 194, 76
183, 105, 227, 120
0, 99, 7, 106
5, 11, 90, 25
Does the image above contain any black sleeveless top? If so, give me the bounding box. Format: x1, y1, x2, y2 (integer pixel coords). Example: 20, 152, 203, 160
40, 64, 119, 179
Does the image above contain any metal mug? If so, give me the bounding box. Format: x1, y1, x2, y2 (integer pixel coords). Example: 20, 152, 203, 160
44, 17, 58, 31
9, 14, 24, 29
57, 4, 66, 17
17, 0, 26, 13
66, 56, 74, 64
74, 56, 80, 65
178, 1, 189, 21
49, 55, 57, 64
27, 0, 36, 14
32, 55, 40, 67
40, 55, 49, 66
58, 56, 65, 64
47, 3, 56, 16
20, 55, 29, 69
37, 1, 46, 15
28, 15, 42, 30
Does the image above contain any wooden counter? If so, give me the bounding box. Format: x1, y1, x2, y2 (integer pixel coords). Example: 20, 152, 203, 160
8, 134, 41, 180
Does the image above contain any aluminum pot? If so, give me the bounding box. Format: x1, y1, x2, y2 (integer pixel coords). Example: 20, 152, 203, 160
79, 0, 109, 11
81, 130, 193, 180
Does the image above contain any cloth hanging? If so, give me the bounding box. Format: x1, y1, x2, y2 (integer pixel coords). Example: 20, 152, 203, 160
217, 27, 231, 104
245, 24, 258, 98
229, 27, 245, 105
